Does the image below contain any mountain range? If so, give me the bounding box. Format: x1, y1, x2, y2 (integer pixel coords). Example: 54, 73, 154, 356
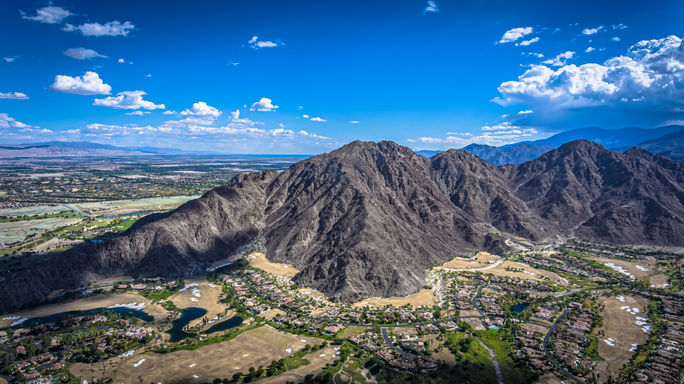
417, 125, 684, 165
0, 139, 682, 313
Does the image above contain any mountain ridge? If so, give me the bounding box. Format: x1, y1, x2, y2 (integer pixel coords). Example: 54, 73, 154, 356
0, 139, 682, 313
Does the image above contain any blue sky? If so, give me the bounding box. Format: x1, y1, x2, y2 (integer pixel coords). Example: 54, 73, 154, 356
1, 0, 683, 154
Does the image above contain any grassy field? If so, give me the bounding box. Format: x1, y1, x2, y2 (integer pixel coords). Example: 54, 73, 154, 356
70, 326, 325, 384
168, 278, 232, 329
476, 330, 538, 384
594, 295, 649, 374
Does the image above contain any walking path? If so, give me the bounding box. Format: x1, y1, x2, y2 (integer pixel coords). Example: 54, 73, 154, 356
477, 339, 504, 384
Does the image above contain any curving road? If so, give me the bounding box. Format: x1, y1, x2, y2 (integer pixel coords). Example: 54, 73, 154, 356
542, 308, 584, 384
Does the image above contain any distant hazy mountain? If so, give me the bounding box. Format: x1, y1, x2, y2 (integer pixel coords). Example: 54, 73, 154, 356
0, 141, 213, 158
2, 140, 682, 312
514, 125, 684, 149
418, 125, 684, 165
630, 129, 684, 162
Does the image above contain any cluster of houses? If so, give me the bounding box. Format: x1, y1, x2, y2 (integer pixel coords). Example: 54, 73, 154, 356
549, 304, 596, 376
349, 330, 437, 372
632, 318, 683, 383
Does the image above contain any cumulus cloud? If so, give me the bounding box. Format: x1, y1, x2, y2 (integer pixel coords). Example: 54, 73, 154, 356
250, 97, 279, 111
0, 92, 29, 100
494, 35, 684, 111
248, 36, 284, 49
582, 26, 604, 35
518, 37, 540, 46
424, 1, 438, 14
0, 113, 32, 129
49, 71, 112, 95
585, 46, 596, 53
180, 101, 221, 118
499, 27, 533, 44
310, 117, 326, 122
542, 51, 575, 66
126, 111, 150, 116
63, 21, 135, 37
3, 57, 16, 63
22, 6, 72, 24
349, 120, 360, 124
63, 47, 107, 60
611, 36, 621, 42
93, 91, 165, 110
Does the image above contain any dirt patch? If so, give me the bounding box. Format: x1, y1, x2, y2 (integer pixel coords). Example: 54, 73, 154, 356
648, 273, 670, 289
0, 292, 167, 328
70, 326, 324, 384
352, 289, 437, 308
435, 251, 499, 270
423, 334, 457, 366
248, 252, 299, 277
595, 295, 649, 373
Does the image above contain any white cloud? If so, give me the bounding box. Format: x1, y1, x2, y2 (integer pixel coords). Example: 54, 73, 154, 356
481, 121, 519, 131
310, 117, 326, 122
126, 111, 150, 116
424, 1, 438, 14
582, 26, 604, 35
349, 120, 360, 124
0, 92, 29, 100
269, 128, 294, 136
63, 47, 107, 60
541, 51, 575, 66
180, 101, 221, 118
145, 74, 152, 78
612, 23, 628, 30
63, 21, 135, 37
518, 37, 539, 46
585, 46, 596, 53
163, 110, 176, 115
49, 71, 112, 95
118, 58, 125, 63
93, 91, 165, 110
250, 97, 279, 111
248, 36, 284, 49
499, 27, 533, 44
0, 113, 32, 129
302, 114, 309, 118
523, 52, 544, 58
3, 57, 16, 63
299, 130, 330, 139
612, 36, 621, 42
494, 35, 684, 110
22, 6, 72, 24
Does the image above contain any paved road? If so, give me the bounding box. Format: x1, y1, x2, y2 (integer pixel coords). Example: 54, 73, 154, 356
477, 339, 504, 384
543, 308, 584, 384
471, 283, 489, 328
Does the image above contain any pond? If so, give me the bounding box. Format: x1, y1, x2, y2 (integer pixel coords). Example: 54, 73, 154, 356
204, 316, 243, 334
509, 302, 530, 314
8, 307, 153, 329
168, 307, 207, 342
